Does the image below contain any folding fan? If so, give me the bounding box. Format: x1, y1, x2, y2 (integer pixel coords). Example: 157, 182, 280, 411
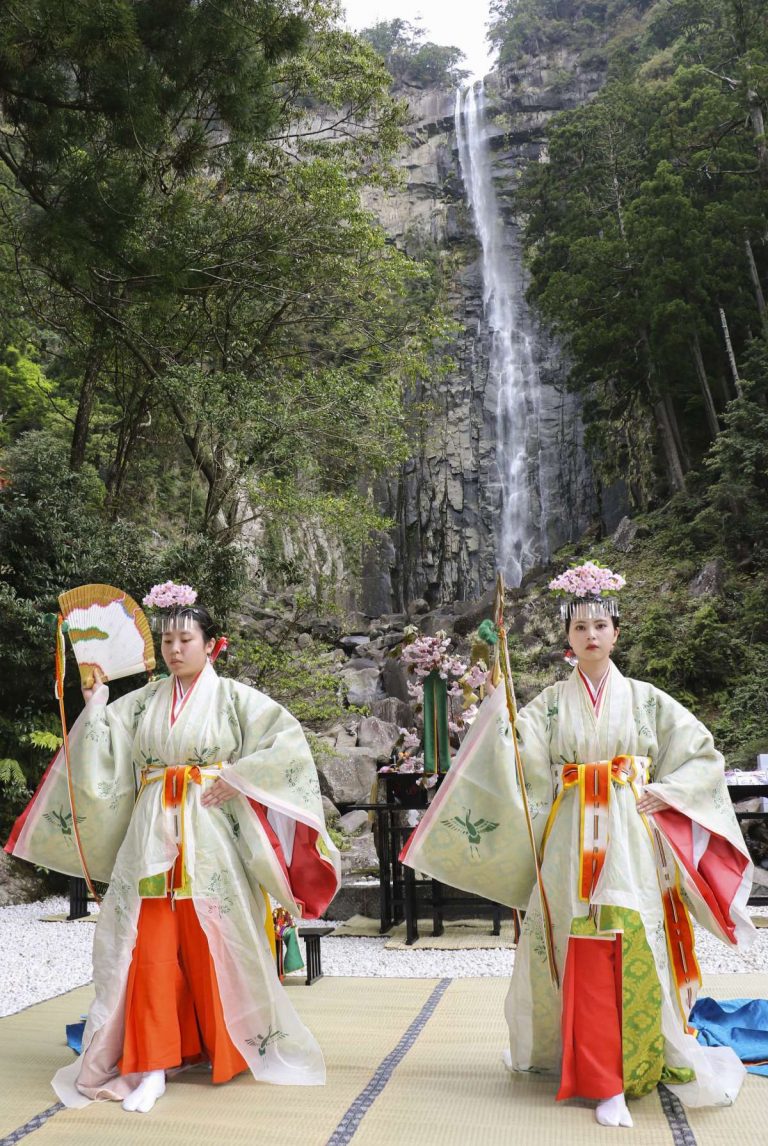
57, 584, 156, 689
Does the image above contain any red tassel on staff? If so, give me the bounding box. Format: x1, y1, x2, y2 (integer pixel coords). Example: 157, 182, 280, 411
210, 636, 229, 663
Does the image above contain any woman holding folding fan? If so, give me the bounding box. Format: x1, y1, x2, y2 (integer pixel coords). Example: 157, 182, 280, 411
6, 581, 339, 1112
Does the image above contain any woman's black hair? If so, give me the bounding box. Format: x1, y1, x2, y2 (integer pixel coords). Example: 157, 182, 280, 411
167, 604, 218, 641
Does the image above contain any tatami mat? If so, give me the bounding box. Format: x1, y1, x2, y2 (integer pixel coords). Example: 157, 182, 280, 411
385, 918, 515, 950
1, 973, 766, 1145
37, 914, 97, 924
0, 978, 437, 1146
350, 978, 670, 1146
330, 915, 387, 937
0, 986, 87, 1138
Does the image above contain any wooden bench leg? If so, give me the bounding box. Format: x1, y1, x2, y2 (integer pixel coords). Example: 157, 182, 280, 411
404, 865, 419, 945
432, 880, 444, 937
68, 877, 89, 921
304, 935, 323, 985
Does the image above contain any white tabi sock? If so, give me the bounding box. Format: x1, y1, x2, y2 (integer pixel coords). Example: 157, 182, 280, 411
595, 1092, 633, 1128
122, 1069, 166, 1113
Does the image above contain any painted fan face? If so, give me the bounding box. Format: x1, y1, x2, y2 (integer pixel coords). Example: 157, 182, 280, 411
58, 584, 155, 688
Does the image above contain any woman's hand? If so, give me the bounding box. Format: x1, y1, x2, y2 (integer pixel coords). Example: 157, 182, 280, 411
636, 790, 669, 815
82, 666, 106, 704
201, 777, 239, 809
484, 670, 497, 695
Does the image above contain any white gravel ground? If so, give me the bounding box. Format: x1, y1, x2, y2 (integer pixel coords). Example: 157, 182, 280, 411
2, 897, 767, 1018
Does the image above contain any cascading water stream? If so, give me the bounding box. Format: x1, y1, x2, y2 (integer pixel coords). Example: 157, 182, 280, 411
455, 82, 549, 585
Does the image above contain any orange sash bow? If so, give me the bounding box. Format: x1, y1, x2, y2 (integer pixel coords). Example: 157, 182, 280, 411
560, 756, 650, 902
140, 762, 223, 895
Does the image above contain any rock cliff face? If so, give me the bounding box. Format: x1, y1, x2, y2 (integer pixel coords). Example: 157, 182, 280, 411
360, 55, 625, 614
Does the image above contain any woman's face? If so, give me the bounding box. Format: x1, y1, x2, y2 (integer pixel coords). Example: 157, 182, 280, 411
567, 615, 619, 666
160, 622, 215, 679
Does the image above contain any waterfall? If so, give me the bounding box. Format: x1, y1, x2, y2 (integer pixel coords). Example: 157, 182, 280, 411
455, 82, 549, 586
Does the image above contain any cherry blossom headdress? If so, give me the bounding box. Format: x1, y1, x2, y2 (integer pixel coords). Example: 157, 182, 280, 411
142, 581, 229, 661
549, 561, 626, 621
142, 581, 200, 632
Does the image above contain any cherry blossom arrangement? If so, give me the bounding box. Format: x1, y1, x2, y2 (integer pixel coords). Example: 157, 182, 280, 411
142, 581, 198, 610
380, 627, 487, 777
548, 561, 626, 599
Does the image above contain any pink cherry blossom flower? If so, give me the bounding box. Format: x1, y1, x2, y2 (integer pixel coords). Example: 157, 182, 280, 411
399, 729, 421, 750
549, 561, 625, 599
143, 581, 198, 609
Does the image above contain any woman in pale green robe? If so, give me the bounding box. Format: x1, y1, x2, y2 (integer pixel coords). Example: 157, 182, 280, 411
402, 593, 755, 1124
7, 609, 340, 1109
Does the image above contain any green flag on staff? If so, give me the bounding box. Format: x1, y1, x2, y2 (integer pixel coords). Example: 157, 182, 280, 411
282, 926, 305, 973
422, 669, 452, 774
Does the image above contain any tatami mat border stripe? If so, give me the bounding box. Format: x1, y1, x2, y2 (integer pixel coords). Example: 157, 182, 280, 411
326, 977, 452, 1146
658, 1085, 698, 1146
0, 1103, 64, 1146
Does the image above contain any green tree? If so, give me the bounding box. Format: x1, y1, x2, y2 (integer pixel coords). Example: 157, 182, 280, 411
360, 19, 468, 87
694, 383, 768, 563
0, 1, 442, 566
520, 80, 689, 501
0, 430, 249, 819
489, 0, 653, 66
514, 0, 768, 505
0, 0, 311, 467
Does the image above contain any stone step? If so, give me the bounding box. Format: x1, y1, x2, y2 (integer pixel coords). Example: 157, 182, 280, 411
323, 879, 381, 921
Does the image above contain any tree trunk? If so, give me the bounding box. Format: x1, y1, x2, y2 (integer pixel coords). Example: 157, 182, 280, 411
639, 330, 686, 491
105, 390, 152, 515
714, 371, 731, 405
744, 236, 768, 339
718, 305, 744, 397
663, 390, 689, 470
690, 332, 721, 438
70, 342, 103, 470
652, 392, 686, 492
166, 397, 234, 535
747, 89, 768, 188
167, 397, 216, 488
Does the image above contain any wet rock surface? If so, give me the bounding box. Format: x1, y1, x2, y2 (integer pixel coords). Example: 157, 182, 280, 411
359, 71, 618, 614
0, 852, 50, 907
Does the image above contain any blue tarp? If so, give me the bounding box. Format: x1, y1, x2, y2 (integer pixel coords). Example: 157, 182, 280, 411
65, 1020, 85, 1055
689, 997, 768, 1076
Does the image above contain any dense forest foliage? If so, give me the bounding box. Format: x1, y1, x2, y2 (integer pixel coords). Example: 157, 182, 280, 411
490, 0, 656, 66
359, 19, 469, 88
0, 0, 449, 827
487, 0, 768, 765
493, 0, 768, 509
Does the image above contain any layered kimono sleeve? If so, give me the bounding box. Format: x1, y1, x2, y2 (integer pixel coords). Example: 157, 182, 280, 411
643, 686, 753, 946
5, 684, 148, 883
217, 681, 340, 919
400, 682, 555, 909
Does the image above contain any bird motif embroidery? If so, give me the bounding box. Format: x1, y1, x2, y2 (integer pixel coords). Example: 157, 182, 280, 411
43, 807, 84, 837
246, 1025, 288, 1057
441, 809, 499, 857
